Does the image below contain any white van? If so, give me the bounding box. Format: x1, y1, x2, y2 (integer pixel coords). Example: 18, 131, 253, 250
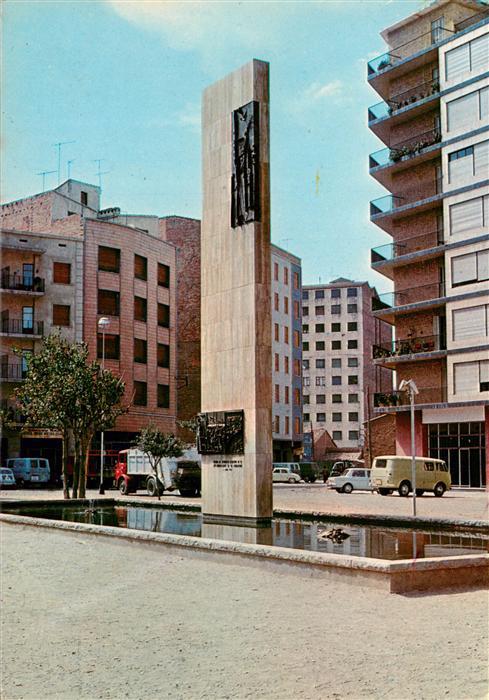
371, 456, 451, 497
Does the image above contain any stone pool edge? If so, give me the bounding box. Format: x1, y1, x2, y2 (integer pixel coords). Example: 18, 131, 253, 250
1, 509, 488, 595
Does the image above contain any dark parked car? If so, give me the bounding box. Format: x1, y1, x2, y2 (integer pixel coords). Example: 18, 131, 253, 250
298, 462, 319, 483
174, 461, 201, 497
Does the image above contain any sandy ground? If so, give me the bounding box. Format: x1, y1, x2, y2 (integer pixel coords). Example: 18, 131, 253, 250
1, 483, 487, 522
1, 523, 488, 700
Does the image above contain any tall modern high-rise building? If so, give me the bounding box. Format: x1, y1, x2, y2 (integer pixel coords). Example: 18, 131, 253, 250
301, 279, 391, 460
368, 0, 489, 487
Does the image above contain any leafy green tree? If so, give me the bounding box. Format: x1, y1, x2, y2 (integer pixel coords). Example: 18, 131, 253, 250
136, 425, 184, 500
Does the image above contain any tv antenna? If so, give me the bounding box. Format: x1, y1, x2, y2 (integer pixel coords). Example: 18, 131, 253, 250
93, 159, 110, 190
53, 141, 75, 184
67, 159, 75, 179
37, 169, 57, 190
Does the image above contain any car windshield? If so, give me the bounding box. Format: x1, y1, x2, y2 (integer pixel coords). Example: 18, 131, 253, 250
1, 469, 12, 474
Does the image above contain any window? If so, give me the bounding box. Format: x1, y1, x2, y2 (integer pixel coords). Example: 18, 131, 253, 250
316, 413, 326, 422
134, 254, 147, 281
52, 304, 70, 326
302, 290, 309, 300
158, 303, 170, 328
284, 268, 289, 285
452, 304, 488, 341
293, 272, 299, 289
133, 381, 147, 406
303, 359, 310, 370
348, 375, 358, 385
81, 191, 88, 205
157, 343, 170, 368
303, 394, 310, 404
451, 250, 489, 287
284, 327, 289, 344
332, 412, 342, 422
98, 289, 120, 316
349, 394, 359, 403
292, 330, 300, 348
134, 296, 147, 322
332, 431, 342, 442
274, 353, 280, 371
316, 341, 325, 351
316, 359, 325, 369
302, 340, 309, 351
274, 292, 279, 311
294, 388, 301, 405
302, 306, 309, 317
293, 359, 300, 376
349, 431, 359, 441
284, 297, 289, 314
273, 262, 279, 281
431, 15, 444, 43
134, 338, 147, 364
157, 384, 170, 408
303, 413, 310, 422
348, 357, 358, 367
330, 289, 340, 298
453, 361, 489, 394
294, 416, 301, 434
331, 305, 341, 315
347, 287, 358, 297
293, 301, 299, 319
332, 376, 342, 385
448, 141, 489, 184
285, 416, 290, 434
315, 305, 325, 316
274, 415, 280, 433
285, 386, 290, 404
331, 323, 341, 332
347, 322, 357, 331
275, 323, 280, 341
284, 356, 289, 374
316, 323, 325, 333
449, 195, 488, 236
347, 304, 357, 314
348, 340, 358, 349
332, 394, 342, 403
447, 87, 488, 133
302, 324, 309, 334
445, 34, 489, 81
316, 376, 325, 386
316, 395, 326, 404
275, 384, 280, 402
53, 262, 71, 284
158, 263, 170, 288
349, 412, 359, 421
332, 340, 341, 350
315, 290, 325, 299
332, 358, 341, 368
97, 333, 120, 360
98, 246, 120, 273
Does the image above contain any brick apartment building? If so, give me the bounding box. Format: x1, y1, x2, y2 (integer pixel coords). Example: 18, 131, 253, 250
1, 180, 178, 474
301, 279, 391, 461
368, 0, 489, 487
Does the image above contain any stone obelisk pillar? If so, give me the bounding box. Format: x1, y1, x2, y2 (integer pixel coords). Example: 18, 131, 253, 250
200, 59, 272, 525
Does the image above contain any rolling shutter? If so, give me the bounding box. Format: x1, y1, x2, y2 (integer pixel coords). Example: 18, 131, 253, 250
478, 249, 489, 281
471, 34, 489, 75
445, 42, 470, 80
450, 197, 483, 235
481, 87, 489, 121
449, 150, 474, 183
452, 305, 487, 341
453, 361, 479, 394
452, 252, 477, 285
474, 141, 489, 179
447, 91, 478, 132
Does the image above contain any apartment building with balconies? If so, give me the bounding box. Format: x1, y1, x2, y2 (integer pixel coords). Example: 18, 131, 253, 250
271, 245, 303, 461
301, 279, 391, 460
368, 0, 489, 487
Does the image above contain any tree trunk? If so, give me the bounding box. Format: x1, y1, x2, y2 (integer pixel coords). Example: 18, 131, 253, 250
72, 435, 80, 499
78, 435, 90, 500
62, 429, 70, 500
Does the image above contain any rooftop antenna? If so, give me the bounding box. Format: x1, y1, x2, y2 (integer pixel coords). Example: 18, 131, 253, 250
37, 169, 57, 191
67, 159, 75, 179
319, 276, 322, 284
53, 141, 75, 184
93, 159, 110, 190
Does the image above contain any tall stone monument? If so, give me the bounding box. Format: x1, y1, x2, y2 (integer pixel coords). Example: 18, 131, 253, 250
200, 59, 272, 526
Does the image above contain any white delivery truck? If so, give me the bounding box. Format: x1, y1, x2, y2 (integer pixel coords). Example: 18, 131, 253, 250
114, 448, 200, 496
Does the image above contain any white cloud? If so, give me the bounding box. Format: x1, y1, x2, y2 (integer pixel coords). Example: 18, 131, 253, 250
178, 102, 201, 132
303, 79, 344, 101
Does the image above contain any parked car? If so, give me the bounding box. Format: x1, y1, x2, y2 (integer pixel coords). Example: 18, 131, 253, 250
329, 460, 365, 478
327, 468, 372, 493
370, 456, 451, 497
5, 458, 50, 486
0, 467, 16, 489
174, 461, 201, 497
273, 467, 301, 483
298, 462, 319, 483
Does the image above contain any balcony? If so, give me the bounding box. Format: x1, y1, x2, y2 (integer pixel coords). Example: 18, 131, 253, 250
372, 281, 446, 323
1, 274, 45, 295
0, 319, 44, 337
371, 230, 444, 278
373, 334, 445, 367
370, 177, 443, 232
374, 386, 447, 410
0, 363, 27, 382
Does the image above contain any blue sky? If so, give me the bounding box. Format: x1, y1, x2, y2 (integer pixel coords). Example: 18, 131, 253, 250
2, 0, 422, 291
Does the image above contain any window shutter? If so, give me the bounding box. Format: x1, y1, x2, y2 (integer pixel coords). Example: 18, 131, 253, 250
452, 305, 486, 341
449, 151, 473, 184
450, 197, 483, 236
478, 249, 489, 281
470, 34, 489, 74
452, 252, 477, 285
483, 195, 489, 227
480, 87, 489, 121
445, 43, 470, 80
474, 141, 489, 179
453, 361, 479, 394
447, 92, 478, 132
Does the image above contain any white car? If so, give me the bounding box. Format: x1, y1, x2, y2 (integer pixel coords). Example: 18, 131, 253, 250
273, 467, 301, 484
327, 468, 372, 494
0, 467, 16, 489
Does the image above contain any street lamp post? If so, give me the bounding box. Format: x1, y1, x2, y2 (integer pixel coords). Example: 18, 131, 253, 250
399, 379, 419, 517
98, 316, 110, 495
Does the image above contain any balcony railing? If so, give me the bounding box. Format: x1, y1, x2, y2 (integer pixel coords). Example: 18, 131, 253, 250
389, 79, 440, 111
367, 28, 454, 76
454, 11, 489, 33
371, 177, 443, 216
0, 363, 27, 380
368, 101, 391, 122
373, 334, 445, 360
370, 195, 404, 216
0, 274, 45, 293
372, 281, 446, 312
374, 386, 447, 408
1, 319, 44, 336
371, 230, 444, 264
369, 128, 441, 168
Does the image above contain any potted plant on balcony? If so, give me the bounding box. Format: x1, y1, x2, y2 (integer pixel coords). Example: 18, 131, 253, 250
377, 58, 392, 72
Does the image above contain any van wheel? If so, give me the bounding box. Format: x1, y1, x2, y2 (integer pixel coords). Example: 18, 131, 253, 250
343, 483, 353, 494
434, 482, 446, 497
147, 478, 158, 497
119, 479, 129, 495
415, 489, 425, 497
398, 481, 411, 497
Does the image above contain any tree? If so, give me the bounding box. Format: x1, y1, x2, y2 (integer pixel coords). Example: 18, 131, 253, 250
136, 425, 184, 500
